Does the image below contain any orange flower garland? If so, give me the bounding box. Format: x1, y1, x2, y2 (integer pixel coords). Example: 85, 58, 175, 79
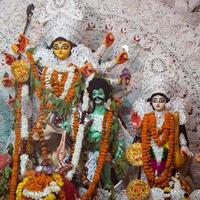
23, 173, 52, 192
71, 110, 79, 152
16, 172, 64, 200
81, 109, 113, 200
141, 112, 175, 188
41, 66, 80, 103
41, 67, 48, 90
26, 52, 42, 100
50, 70, 68, 97
64, 69, 80, 103
9, 83, 23, 200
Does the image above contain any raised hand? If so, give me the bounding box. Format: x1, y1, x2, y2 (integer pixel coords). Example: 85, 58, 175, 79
103, 32, 115, 48
115, 51, 128, 64
131, 112, 142, 129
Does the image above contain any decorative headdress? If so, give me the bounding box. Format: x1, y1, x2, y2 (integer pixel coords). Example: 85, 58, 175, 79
38, 0, 86, 45
133, 50, 187, 124
142, 52, 177, 100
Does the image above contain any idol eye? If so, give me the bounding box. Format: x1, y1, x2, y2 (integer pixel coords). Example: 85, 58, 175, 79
159, 99, 166, 103
62, 45, 69, 49
152, 99, 158, 103
53, 45, 59, 50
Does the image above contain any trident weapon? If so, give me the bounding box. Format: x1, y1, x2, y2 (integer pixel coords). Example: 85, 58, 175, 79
23, 4, 35, 35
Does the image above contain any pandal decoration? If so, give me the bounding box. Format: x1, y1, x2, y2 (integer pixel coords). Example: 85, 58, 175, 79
141, 112, 175, 188
81, 109, 113, 200
126, 143, 143, 166
126, 180, 150, 200
16, 172, 64, 200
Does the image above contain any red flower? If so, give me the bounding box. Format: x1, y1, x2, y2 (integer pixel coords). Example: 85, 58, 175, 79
17, 34, 29, 52
104, 32, 115, 48
2, 72, 14, 87
4, 53, 16, 65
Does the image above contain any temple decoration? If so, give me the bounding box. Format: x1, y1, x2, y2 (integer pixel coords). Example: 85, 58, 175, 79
126, 180, 150, 200
0, 0, 200, 199
130, 50, 193, 198
126, 143, 143, 166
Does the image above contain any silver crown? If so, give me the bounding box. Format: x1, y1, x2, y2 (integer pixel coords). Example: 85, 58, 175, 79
38, 0, 86, 45
141, 52, 179, 99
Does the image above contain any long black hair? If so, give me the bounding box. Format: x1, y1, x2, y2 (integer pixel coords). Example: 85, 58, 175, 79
87, 78, 112, 102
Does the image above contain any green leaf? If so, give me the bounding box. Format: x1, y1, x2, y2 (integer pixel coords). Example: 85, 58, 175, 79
27, 48, 35, 54
4, 167, 11, 179
15, 99, 21, 109
34, 79, 41, 87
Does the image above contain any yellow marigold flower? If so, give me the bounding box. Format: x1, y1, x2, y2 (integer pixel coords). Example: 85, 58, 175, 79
16, 177, 30, 200
52, 173, 64, 187
43, 193, 56, 200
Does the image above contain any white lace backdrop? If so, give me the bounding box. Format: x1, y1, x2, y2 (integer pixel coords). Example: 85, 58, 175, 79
0, 0, 200, 187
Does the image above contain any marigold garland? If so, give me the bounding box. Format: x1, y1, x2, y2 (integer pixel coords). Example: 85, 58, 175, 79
41, 66, 80, 103
141, 112, 175, 188
71, 110, 79, 152
50, 70, 68, 97
26, 52, 42, 100
64, 69, 80, 103
9, 83, 23, 200
41, 67, 48, 90
81, 109, 113, 200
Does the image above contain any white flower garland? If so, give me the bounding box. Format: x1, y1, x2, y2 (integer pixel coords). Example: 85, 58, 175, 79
66, 124, 85, 180
23, 181, 61, 200
60, 67, 75, 100
21, 84, 29, 138
44, 64, 76, 100
20, 153, 29, 176
20, 85, 29, 176
65, 73, 95, 180
81, 73, 95, 112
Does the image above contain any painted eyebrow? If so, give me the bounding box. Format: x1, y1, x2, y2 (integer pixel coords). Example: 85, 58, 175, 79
62, 44, 69, 48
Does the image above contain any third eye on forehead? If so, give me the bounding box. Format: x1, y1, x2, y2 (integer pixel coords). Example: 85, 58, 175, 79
152, 97, 166, 103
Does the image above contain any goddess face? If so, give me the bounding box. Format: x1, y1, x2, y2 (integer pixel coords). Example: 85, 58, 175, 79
52, 40, 71, 60
92, 88, 106, 105
151, 95, 166, 112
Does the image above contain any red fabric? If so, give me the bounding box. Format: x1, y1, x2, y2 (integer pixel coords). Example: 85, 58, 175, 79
131, 112, 142, 128
62, 179, 79, 200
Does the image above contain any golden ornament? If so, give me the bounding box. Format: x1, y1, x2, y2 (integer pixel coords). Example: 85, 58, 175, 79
126, 143, 143, 166
126, 180, 150, 200
11, 59, 30, 83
